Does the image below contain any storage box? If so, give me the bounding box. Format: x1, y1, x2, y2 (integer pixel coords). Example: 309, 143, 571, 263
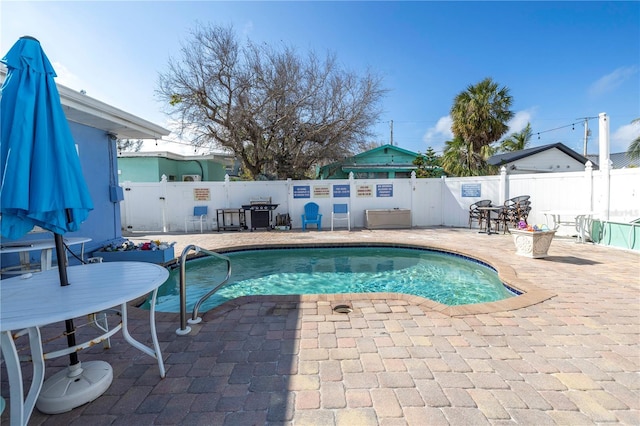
94, 247, 175, 264
364, 209, 411, 229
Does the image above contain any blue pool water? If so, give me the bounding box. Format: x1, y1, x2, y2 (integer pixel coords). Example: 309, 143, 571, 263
144, 246, 517, 313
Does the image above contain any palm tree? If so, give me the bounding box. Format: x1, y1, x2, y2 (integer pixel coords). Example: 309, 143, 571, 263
627, 118, 640, 160
441, 137, 495, 176
500, 123, 532, 152
450, 77, 514, 174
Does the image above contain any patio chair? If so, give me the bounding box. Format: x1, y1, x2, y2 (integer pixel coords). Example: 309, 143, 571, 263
468, 199, 492, 229
301, 202, 322, 231
495, 196, 532, 233
331, 203, 350, 231
185, 206, 209, 233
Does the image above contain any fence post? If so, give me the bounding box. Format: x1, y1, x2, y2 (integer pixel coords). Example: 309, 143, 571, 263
598, 112, 610, 220
410, 171, 417, 227
584, 161, 593, 212
160, 174, 168, 233
499, 166, 507, 204
224, 174, 230, 208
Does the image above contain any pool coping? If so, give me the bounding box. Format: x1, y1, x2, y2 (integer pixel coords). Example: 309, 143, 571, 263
162, 240, 556, 318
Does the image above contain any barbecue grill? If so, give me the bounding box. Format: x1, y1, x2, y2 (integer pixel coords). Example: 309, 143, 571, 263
242, 197, 279, 230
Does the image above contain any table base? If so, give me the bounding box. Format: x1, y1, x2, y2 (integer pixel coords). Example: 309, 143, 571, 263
36, 361, 113, 414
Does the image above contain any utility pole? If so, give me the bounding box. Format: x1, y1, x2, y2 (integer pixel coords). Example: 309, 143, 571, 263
577, 116, 598, 155
390, 120, 394, 146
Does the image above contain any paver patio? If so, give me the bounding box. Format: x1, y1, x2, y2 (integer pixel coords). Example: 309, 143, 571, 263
2, 227, 638, 425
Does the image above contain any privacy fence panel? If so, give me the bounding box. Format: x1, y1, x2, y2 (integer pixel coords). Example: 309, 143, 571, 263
119, 167, 640, 233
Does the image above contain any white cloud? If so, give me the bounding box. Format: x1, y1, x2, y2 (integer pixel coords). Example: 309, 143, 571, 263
507, 109, 534, 134
588, 66, 639, 97
422, 115, 453, 153
242, 20, 254, 37
51, 61, 83, 90
610, 120, 640, 153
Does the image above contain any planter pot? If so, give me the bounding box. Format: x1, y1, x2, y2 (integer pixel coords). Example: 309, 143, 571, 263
94, 247, 175, 264
511, 230, 556, 258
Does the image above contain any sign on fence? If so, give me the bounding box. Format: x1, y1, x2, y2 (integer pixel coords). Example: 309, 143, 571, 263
356, 184, 373, 197
313, 185, 330, 198
333, 184, 350, 198
293, 185, 310, 198
193, 188, 210, 201
376, 184, 393, 197
461, 183, 481, 198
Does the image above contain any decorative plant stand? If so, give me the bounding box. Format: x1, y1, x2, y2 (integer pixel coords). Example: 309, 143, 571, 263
511, 230, 556, 258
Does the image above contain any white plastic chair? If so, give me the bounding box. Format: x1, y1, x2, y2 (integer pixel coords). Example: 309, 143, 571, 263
331, 203, 350, 231
185, 206, 209, 233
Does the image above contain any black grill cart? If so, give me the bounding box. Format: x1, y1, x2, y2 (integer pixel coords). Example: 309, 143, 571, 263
242, 198, 279, 230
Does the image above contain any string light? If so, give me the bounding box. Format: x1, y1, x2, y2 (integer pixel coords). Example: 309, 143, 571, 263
534, 121, 585, 140
533, 116, 599, 141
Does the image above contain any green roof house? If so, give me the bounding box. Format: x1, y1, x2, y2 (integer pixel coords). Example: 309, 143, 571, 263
318, 144, 420, 179
117, 151, 238, 183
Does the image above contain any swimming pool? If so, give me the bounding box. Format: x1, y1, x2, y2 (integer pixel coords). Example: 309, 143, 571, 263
142, 246, 518, 313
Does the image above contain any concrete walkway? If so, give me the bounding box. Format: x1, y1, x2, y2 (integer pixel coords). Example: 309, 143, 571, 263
3, 227, 639, 425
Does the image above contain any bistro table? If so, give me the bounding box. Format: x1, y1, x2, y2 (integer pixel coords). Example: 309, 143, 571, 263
477, 206, 503, 235
0, 237, 91, 275
542, 210, 595, 243
0, 261, 169, 426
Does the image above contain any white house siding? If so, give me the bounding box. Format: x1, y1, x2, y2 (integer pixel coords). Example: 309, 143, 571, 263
508, 148, 587, 174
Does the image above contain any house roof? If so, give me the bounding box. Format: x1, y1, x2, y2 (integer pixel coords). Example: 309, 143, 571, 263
487, 142, 591, 167
118, 150, 235, 165
1, 67, 170, 140
351, 144, 419, 160
319, 144, 420, 175
585, 152, 640, 169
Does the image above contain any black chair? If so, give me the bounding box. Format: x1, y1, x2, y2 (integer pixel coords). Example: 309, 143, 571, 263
496, 196, 531, 233
468, 199, 492, 229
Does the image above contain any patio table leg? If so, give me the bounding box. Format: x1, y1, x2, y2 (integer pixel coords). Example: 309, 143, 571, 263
2, 327, 45, 426
119, 288, 166, 378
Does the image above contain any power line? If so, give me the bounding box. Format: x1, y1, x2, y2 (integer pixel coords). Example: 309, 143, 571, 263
532, 116, 598, 141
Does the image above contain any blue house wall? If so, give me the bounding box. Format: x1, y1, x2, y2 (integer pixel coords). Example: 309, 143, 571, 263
1, 122, 122, 270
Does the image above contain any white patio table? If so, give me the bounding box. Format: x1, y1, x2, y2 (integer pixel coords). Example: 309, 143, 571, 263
542, 210, 595, 243
0, 261, 169, 426
0, 237, 91, 274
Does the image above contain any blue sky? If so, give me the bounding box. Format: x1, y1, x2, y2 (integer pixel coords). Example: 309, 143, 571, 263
2, 1, 639, 156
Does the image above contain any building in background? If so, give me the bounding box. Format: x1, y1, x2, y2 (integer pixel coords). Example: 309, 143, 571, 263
0, 69, 170, 271
487, 143, 594, 174
117, 151, 240, 182
318, 144, 420, 179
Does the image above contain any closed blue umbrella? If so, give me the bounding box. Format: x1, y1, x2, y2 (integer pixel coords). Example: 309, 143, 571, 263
1, 35, 93, 240
1, 36, 103, 415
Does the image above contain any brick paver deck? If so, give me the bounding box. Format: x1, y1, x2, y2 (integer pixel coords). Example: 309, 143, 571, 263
2, 227, 638, 425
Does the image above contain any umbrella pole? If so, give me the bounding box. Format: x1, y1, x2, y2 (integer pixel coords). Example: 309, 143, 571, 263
54, 233, 80, 366
54, 233, 69, 286
38, 233, 112, 413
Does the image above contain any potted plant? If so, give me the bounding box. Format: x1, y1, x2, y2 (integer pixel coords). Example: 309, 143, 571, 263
511, 221, 556, 258
94, 240, 176, 264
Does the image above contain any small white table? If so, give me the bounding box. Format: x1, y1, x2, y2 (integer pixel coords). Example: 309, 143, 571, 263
542, 210, 595, 243
0, 237, 91, 274
0, 261, 169, 426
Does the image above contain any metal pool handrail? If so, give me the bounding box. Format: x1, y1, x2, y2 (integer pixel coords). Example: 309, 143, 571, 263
176, 245, 232, 335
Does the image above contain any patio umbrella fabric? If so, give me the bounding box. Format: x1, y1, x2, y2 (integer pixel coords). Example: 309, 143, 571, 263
1, 36, 93, 240
0, 37, 96, 404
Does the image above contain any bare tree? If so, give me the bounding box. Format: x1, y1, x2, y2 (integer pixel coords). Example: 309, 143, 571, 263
117, 139, 143, 153
157, 24, 386, 179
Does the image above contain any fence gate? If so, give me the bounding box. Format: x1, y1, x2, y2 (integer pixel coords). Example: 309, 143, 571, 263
121, 183, 166, 232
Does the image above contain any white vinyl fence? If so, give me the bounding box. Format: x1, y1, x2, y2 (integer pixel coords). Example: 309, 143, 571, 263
120, 165, 640, 236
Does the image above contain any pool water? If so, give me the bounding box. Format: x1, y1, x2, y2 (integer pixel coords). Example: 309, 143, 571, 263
144, 246, 516, 313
